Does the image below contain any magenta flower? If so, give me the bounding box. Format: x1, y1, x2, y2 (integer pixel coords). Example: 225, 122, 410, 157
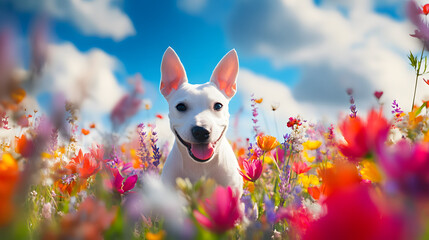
408, 1, 429, 46
238, 159, 263, 182
376, 140, 429, 197
110, 168, 138, 194
193, 186, 242, 234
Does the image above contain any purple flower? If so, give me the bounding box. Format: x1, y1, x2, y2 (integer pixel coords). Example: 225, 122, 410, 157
264, 195, 276, 224
408, 1, 429, 46
150, 128, 162, 168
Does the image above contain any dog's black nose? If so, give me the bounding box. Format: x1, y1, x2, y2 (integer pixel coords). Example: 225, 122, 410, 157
192, 126, 210, 142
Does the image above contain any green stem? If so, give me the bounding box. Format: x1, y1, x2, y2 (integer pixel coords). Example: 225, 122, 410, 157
412, 45, 425, 110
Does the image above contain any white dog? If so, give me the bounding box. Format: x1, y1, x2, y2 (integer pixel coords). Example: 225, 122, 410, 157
159, 47, 243, 192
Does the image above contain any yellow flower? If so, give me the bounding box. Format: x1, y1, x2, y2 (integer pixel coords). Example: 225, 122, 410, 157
146, 230, 166, 240
298, 174, 319, 189
318, 161, 333, 169
257, 135, 279, 152
41, 152, 53, 159
263, 155, 275, 164
302, 140, 322, 150
360, 160, 382, 183
408, 110, 423, 128
303, 151, 315, 163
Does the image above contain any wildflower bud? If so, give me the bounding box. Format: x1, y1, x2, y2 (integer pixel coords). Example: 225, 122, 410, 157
423, 4, 429, 15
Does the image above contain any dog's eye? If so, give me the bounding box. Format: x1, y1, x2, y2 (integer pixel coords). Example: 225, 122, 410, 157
176, 103, 187, 112
213, 102, 223, 111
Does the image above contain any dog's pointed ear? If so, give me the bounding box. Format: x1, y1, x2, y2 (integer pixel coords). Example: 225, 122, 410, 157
210, 49, 238, 99
160, 47, 188, 97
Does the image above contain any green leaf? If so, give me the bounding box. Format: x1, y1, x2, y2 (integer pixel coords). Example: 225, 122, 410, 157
408, 51, 417, 69
415, 102, 427, 116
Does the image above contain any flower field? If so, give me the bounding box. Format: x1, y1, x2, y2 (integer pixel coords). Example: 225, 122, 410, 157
2, 1, 429, 240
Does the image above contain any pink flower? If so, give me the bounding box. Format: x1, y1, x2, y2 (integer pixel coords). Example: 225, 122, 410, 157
376, 140, 429, 197
292, 161, 312, 175
110, 168, 138, 194
193, 186, 242, 233
238, 159, 263, 182
274, 148, 286, 163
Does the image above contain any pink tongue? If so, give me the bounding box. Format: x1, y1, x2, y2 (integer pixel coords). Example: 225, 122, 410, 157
191, 143, 214, 160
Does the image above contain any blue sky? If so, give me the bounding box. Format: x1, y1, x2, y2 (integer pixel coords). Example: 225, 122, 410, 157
1, 0, 427, 141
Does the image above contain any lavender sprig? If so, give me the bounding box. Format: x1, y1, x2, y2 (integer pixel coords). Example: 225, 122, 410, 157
347, 88, 358, 118
391, 100, 404, 118
150, 127, 161, 168
251, 94, 260, 138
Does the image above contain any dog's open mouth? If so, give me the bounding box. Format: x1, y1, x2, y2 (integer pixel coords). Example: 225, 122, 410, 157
174, 128, 225, 163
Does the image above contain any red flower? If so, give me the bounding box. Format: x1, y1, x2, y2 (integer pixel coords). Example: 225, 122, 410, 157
110, 168, 138, 194
338, 109, 390, 161
277, 206, 314, 236
193, 186, 242, 233
374, 91, 383, 100
287, 117, 302, 128
424, 78, 429, 85
239, 159, 263, 182
292, 161, 312, 174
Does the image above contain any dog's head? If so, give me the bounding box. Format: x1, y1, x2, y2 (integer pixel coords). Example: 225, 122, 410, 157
160, 47, 238, 163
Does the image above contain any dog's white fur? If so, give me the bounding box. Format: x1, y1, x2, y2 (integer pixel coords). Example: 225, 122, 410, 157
160, 47, 243, 192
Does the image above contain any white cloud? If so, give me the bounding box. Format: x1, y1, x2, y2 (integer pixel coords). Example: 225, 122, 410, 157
6, 0, 135, 41
39, 42, 125, 115
177, 0, 207, 15
228, 0, 428, 119
236, 69, 338, 139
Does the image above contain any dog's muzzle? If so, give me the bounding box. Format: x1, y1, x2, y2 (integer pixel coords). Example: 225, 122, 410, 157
174, 127, 226, 163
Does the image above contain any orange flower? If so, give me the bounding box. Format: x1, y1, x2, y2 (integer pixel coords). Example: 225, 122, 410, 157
81, 128, 90, 135
15, 134, 34, 157
308, 186, 321, 200
319, 161, 361, 197
55, 178, 77, 195
257, 135, 279, 152
0, 153, 19, 226
79, 155, 100, 179
146, 230, 166, 240
10, 88, 26, 104
89, 123, 96, 129
66, 150, 100, 178
254, 98, 263, 104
